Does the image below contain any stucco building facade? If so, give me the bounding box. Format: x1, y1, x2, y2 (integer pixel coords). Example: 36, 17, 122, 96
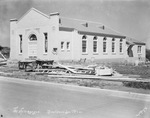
10, 8, 146, 63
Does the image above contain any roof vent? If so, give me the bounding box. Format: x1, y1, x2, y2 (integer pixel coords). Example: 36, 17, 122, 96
82, 22, 88, 27
99, 25, 105, 30
50, 12, 59, 16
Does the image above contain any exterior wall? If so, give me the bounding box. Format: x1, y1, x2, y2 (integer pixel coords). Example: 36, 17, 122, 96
71, 30, 82, 60
57, 31, 73, 60
74, 34, 127, 61
10, 9, 60, 61
10, 8, 146, 63
126, 44, 146, 63
10, 20, 18, 60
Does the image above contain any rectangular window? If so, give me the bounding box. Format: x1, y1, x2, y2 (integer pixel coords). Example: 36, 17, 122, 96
66, 42, 70, 50
93, 40, 97, 53
19, 35, 22, 53
112, 42, 115, 52
61, 42, 64, 50
103, 42, 106, 52
137, 45, 142, 53
120, 42, 123, 52
44, 33, 48, 53
82, 40, 87, 53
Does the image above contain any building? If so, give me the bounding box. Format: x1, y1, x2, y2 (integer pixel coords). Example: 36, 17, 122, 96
10, 8, 146, 63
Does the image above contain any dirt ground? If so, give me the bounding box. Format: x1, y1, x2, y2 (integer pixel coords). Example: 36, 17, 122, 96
0, 63, 150, 95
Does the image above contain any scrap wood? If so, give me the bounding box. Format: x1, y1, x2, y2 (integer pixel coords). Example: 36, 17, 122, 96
57, 63, 79, 74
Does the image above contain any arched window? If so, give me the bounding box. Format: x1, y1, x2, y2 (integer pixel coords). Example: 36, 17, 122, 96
112, 38, 115, 53
120, 39, 123, 52
82, 35, 87, 53
103, 37, 107, 53
29, 34, 37, 41
93, 36, 98, 53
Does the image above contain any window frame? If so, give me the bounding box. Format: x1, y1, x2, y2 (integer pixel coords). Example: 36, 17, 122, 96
93, 36, 98, 53
61, 41, 65, 51
19, 34, 23, 54
137, 45, 142, 53
29, 34, 37, 41
44, 33, 48, 54
82, 35, 87, 54
103, 37, 107, 53
66, 42, 70, 51
112, 38, 115, 53
119, 39, 123, 53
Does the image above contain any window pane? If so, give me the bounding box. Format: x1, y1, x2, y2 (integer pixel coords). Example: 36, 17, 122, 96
103, 42, 106, 52
93, 41, 97, 52
29, 34, 37, 41
44, 33, 48, 53
112, 42, 115, 52
82, 40, 87, 52
67, 42, 70, 50
61, 42, 64, 50
120, 43, 122, 52
138, 46, 141, 53
19, 35, 22, 53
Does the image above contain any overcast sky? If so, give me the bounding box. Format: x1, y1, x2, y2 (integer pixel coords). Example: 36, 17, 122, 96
0, 0, 150, 48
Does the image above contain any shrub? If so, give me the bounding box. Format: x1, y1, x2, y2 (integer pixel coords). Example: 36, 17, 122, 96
123, 81, 150, 89
146, 49, 150, 61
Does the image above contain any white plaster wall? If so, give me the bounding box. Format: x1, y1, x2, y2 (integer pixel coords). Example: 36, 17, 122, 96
57, 31, 73, 60
77, 34, 127, 61
10, 8, 145, 63
10, 21, 17, 60
10, 9, 60, 61
132, 45, 146, 60
17, 10, 50, 29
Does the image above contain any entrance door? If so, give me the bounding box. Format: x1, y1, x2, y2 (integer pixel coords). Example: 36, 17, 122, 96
28, 34, 37, 59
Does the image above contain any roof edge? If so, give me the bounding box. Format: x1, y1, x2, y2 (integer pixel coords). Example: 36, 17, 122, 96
133, 42, 146, 45
59, 26, 74, 32
17, 7, 50, 23
78, 31, 126, 39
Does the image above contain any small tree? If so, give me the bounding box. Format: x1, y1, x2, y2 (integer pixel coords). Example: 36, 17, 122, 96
0, 46, 3, 51
146, 49, 150, 61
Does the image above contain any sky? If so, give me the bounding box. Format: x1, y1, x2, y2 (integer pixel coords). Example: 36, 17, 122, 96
0, 0, 150, 48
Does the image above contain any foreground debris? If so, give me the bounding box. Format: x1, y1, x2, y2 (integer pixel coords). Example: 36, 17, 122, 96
18, 59, 121, 76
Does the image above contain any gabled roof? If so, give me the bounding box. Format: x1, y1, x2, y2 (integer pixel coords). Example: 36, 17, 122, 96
17, 8, 50, 22
126, 37, 145, 45
14, 8, 145, 45
59, 17, 126, 38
